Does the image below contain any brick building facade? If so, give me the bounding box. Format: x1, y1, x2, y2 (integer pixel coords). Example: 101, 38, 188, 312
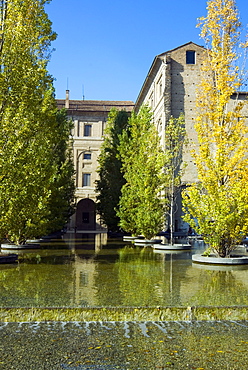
57, 42, 247, 233
135, 41, 248, 232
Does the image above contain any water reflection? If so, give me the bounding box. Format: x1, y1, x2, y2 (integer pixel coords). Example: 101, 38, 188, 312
0, 236, 248, 308
64, 232, 108, 252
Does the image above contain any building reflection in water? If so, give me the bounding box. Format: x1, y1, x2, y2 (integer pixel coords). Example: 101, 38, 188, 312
72, 255, 98, 306
63, 232, 108, 253
69, 236, 248, 307
63, 232, 107, 306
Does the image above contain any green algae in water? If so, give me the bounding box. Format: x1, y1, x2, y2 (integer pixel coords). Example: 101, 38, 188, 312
1, 239, 248, 369
0, 320, 248, 369
0, 241, 248, 308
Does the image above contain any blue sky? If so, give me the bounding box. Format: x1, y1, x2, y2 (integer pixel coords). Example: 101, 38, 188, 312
45, 0, 248, 102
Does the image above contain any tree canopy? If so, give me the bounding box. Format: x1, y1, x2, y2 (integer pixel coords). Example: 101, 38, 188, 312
117, 105, 167, 239
0, 0, 74, 244
182, 0, 248, 257
164, 114, 187, 243
96, 109, 129, 232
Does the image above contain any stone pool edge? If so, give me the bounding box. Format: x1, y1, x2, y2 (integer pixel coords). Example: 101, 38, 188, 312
0, 306, 247, 322
192, 254, 248, 264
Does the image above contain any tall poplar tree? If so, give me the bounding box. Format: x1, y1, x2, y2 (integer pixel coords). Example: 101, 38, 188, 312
164, 114, 186, 244
117, 105, 167, 239
182, 0, 248, 257
96, 109, 129, 232
0, 0, 74, 244
40, 109, 75, 236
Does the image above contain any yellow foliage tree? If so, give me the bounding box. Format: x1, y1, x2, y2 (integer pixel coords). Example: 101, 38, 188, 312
182, 0, 248, 257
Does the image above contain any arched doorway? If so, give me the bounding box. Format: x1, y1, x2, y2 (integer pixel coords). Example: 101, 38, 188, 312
76, 199, 96, 231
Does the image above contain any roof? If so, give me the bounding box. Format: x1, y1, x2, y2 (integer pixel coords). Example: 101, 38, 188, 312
157, 41, 205, 57
135, 42, 206, 110
56, 99, 134, 113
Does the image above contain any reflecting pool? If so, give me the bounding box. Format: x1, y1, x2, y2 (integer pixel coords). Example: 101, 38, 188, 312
1, 234, 248, 308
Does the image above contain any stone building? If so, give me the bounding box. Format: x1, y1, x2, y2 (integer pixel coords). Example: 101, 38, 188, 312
135, 41, 206, 184
56, 91, 134, 232
135, 41, 248, 232
57, 41, 247, 234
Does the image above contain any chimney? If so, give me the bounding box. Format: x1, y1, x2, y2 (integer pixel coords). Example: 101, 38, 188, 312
65, 89, 69, 109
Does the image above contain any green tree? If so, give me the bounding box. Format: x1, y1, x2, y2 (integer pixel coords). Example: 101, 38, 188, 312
164, 114, 187, 244
0, 0, 74, 244
117, 105, 167, 239
41, 109, 75, 235
95, 109, 129, 232
182, 0, 248, 257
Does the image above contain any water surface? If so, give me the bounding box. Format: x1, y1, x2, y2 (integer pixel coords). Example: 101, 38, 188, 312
1, 235, 248, 308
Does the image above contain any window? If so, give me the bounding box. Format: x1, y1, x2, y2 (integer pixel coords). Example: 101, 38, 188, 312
157, 118, 162, 133
83, 173, 91, 187
84, 124, 92, 137
157, 77, 163, 97
149, 92, 154, 107
186, 50, 196, 64
83, 153, 91, 160
77, 121, 80, 136
159, 79, 163, 96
